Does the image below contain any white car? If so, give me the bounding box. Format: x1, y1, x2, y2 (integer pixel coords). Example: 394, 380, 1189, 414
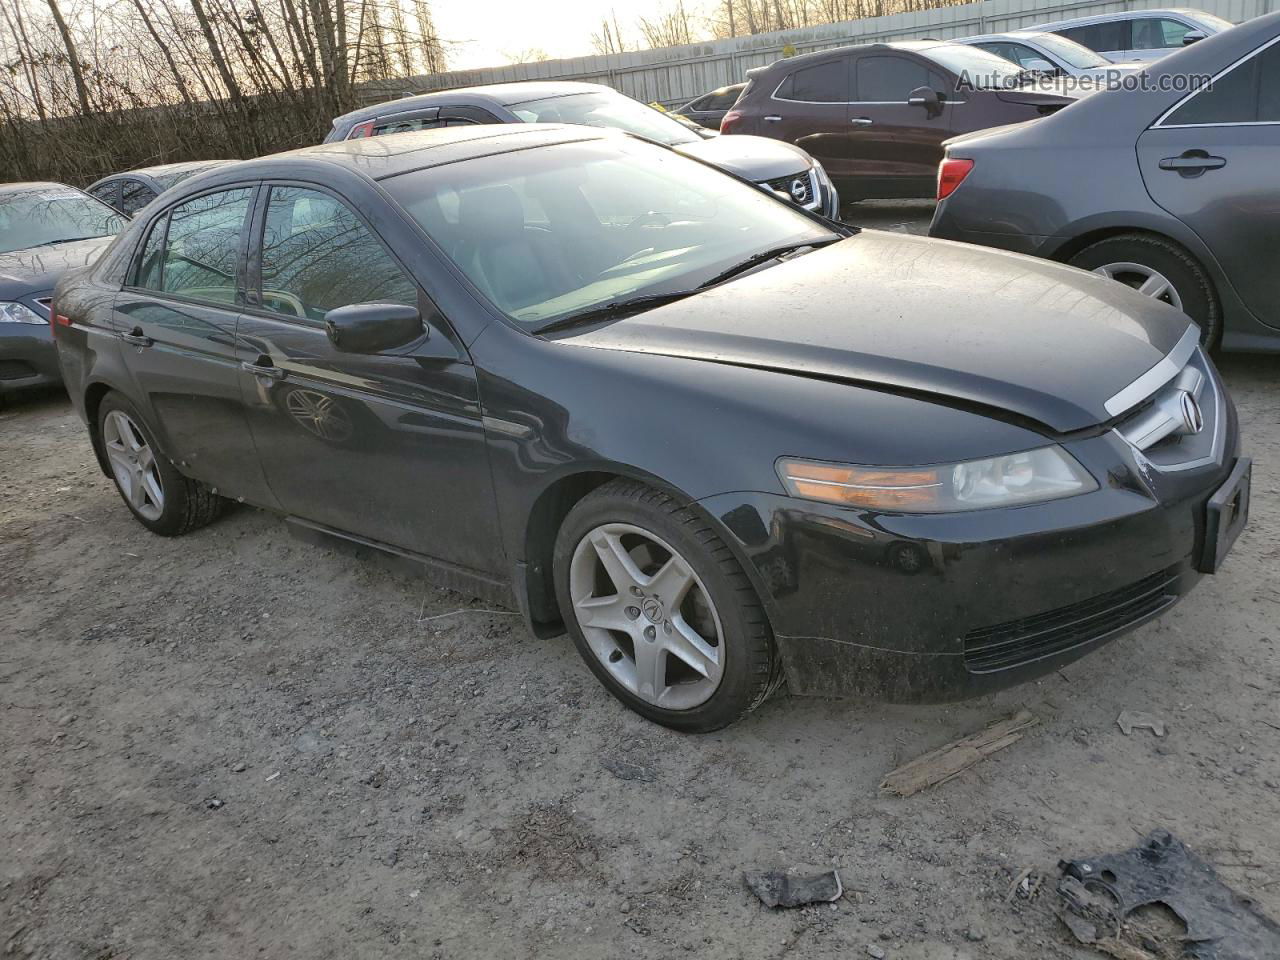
954, 30, 1146, 82
1026, 7, 1234, 62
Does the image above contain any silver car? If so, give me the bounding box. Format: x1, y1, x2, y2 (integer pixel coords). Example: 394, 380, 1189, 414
1026, 7, 1234, 62
326, 82, 840, 219
954, 30, 1146, 82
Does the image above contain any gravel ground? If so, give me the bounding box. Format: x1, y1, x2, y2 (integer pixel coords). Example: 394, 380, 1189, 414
3, 206, 1279, 958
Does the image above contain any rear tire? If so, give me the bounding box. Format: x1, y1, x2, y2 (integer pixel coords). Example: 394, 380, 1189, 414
553, 478, 781, 732
97, 391, 226, 536
1068, 233, 1221, 349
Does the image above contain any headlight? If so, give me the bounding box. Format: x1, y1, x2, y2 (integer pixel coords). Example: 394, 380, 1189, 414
777, 446, 1097, 513
0, 301, 46, 325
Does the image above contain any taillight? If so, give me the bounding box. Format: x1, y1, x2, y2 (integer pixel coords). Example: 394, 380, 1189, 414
348, 120, 375, 139
720, 110, 743, 134
937, 157, 974, 200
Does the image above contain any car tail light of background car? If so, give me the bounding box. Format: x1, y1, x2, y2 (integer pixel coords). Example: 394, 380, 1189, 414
720, 110, 743, 134
937, 157, 974, 200
347, 120, 375, 139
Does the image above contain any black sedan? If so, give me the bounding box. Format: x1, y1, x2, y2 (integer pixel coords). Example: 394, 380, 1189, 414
930, 12, 1280, 351
53, 126, 1248, 731
1, 182, 122, 400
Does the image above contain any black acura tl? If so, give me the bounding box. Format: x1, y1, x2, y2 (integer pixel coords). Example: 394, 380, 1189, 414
52, 125, 1249, 731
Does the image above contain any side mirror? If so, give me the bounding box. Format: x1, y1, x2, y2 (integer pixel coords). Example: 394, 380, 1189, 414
1182, 30, 1207, 45
907, 86, 943, 118
324, 302, 423, 354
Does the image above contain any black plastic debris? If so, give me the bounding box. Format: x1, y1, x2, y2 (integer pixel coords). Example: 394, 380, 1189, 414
744, 868, 843, 908
1056, 829, 1280, 959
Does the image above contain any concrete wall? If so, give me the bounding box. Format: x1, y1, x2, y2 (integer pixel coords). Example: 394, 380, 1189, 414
361, 0, 1274, 109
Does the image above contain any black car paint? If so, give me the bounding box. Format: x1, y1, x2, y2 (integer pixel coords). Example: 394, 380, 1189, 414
54, 126, 1242, 702
0, 235, 112, 395
930, 13, 1280, 352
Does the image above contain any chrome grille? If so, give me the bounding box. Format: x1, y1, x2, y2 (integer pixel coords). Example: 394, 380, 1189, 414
763, 170, 819, 210
1115, 346, 1223, 472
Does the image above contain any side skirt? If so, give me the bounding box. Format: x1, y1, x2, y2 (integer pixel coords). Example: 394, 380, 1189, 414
284, 516, 516, 609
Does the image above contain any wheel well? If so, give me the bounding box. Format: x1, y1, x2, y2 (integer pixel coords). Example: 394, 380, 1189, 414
1050, 226, 1188, 268
83, 382, 114, 477
521, 471, 620, 634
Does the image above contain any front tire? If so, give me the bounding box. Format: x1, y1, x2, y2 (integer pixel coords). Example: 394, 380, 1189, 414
553, 479, 780, 732
97, 391, 226, 536
1068, 233, 1221, 349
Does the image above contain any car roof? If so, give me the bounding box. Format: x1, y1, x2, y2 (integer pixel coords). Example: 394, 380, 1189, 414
954, 30, 1059, 43
1030, 7, 1213, 29
0, 181, 79, 196
215, 123, 613, 184
334, 81, 612, 125
130, 160, 234, 178
758, 38, 965, 70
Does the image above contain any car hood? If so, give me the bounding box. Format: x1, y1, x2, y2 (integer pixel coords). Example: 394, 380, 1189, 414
674, 135, 812, 181
0, 236, 112, 295
564, 231, 1191, 433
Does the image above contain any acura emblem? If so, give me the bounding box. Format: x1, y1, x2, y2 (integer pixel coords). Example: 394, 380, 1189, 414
1178, 391, 1203, 435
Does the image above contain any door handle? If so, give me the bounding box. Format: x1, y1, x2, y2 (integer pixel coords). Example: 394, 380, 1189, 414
241, 357, 286, 380
1158, 151, 1226, 177
851, 117, 874, 125
763, 114, 782, 122
120, 327, 152, 348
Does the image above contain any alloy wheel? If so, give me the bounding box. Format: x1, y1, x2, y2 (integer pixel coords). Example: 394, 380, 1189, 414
102, 410, 164, 521
1092, 261, 1183, 310
569, 522, 724, 710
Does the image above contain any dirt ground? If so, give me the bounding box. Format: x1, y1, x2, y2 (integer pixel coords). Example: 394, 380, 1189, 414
3, 215, 1280, 958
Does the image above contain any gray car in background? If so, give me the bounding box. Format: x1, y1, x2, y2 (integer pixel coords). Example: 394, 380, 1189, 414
930, 13, 1280, 351
326, 82, 839, 218
86, 160, 236, 218
953, 30, 1146, 82
0, 183, 122, 399
1028, 7, 1234, 61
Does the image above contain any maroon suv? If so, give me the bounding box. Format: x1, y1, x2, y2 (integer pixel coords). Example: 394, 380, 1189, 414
723, 41, 1079, 200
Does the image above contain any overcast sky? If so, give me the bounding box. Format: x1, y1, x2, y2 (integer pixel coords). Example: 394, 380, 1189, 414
432, 0, 689, 70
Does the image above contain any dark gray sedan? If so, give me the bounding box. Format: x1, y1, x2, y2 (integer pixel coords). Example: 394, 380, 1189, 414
930, 13, 1280, 351
0, 183, 121, 399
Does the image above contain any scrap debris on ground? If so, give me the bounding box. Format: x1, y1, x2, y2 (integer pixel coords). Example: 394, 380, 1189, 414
1056, 830, 1280, 960
1117, 710, 1168, 737
880, 709, 1038, 797
744, 868, 843, 908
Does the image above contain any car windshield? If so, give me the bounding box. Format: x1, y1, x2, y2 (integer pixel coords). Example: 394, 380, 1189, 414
926, 44, 1030, 88
509, 91, 702, 147
0, 188, 124, 255
1027, 32, 1111, 68
383, 136, 836, 329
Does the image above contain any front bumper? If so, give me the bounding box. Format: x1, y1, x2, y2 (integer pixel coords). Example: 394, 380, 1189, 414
0, 321, 62, 394
699, 413, 1242, 702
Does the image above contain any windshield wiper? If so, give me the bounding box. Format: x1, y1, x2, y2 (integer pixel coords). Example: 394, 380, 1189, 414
535, 291, 698, 335
697, 238, 838, 289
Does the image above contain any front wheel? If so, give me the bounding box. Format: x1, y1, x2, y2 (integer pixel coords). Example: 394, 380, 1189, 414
98, 391, 226, 536
1068, 233, 1221, 348
553, 479, 780, 732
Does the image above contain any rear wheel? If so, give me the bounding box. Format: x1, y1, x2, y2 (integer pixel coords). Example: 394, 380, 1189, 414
1068, 234, 1221, 348
98, 391, 226, 536
553, 479, 780, 732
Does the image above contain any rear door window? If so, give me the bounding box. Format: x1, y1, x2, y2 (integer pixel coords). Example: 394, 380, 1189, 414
1162, 37, 1279, 125
1060, 21, 1129, 53
137, 188, 253, 302
120, 179, 158, 217
776, 58, 850, 102
856, 55, 937, 101
1132, 18, 1193, 50
257, 186, 417, 322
